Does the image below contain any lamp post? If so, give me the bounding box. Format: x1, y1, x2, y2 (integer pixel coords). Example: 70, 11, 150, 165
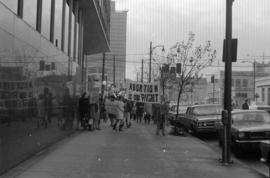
149, 42, 165, 83
222, 0, 234, 165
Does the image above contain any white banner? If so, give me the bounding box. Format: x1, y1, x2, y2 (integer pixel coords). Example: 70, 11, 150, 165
126, 82, 160, 103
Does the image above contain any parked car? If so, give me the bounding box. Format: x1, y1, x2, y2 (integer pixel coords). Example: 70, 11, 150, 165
260, 141, 270, 164
168, 105, 188, 127
182, 104, 222, 134
250, 104, 270, 114
217, 110, 270, 157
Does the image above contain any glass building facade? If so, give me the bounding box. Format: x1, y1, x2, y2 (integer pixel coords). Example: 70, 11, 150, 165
0, 0, 111, 174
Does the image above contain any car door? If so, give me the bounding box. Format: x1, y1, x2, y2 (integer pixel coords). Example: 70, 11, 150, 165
186, 107, 195, 130
182, 107, 190, 129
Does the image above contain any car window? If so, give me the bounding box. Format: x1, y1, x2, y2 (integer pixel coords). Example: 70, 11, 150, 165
186, 107, 190, 115
193, 106, 222, 115
171, 105, 187, 113
232, 111, 270, 125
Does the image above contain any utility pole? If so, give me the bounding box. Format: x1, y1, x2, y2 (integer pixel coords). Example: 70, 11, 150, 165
141, 59, 144, 83
222, 0, 234, 164
101, 53, 106, 99
137, 72, 139, 82
213, 82, 215, 104
149, 41, 152, 83
113, 55, 115, 86
253, 61, 256, 101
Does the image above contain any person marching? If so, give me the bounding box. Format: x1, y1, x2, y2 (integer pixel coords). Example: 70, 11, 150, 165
124, 99, 132, 128
113, 95, 125, 131
136, 102, 144, 123
156, 99, 168, 136
105, 94, 116, 127
131, 102, 137, 120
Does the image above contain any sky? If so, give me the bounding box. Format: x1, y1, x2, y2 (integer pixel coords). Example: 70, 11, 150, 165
113, 0, 270, 80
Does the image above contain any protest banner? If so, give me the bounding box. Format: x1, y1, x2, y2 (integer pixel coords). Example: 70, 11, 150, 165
126, 81, 160, 103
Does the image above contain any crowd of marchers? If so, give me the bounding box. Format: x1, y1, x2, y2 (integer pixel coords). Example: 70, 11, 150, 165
77, 91, 170, 136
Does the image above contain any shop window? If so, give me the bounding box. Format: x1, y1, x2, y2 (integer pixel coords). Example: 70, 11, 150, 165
262, 88, 265, 102
242, 79, 248, 88
235, 79, 241, 88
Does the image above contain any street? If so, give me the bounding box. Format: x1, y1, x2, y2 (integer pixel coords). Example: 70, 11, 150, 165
197, 133, 269, 177
2, 122, 266, 178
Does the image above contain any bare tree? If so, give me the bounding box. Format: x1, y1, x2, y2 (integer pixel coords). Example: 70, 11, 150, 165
168, 32, 216, 118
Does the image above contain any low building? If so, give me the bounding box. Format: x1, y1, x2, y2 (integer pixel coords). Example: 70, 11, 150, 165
166, 78, 208, 105
255, 77, 270, 105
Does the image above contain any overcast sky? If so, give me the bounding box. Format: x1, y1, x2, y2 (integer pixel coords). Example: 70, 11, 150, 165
114, 0, 270, 80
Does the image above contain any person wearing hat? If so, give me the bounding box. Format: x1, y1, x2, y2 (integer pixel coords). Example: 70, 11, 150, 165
242, 99, 249, 110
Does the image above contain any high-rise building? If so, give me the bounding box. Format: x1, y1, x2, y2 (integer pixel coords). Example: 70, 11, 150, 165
87, 1, 127, 89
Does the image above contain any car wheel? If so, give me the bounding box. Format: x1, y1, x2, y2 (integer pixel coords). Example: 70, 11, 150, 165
191, 124, 198, 136
232, 140, 243, 158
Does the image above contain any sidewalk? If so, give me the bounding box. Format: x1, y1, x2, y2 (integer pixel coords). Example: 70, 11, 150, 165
0, 118, 76, 174
1, 122, 266, 178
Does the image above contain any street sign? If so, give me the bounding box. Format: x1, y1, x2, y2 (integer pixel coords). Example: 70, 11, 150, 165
222, 39, 238, 62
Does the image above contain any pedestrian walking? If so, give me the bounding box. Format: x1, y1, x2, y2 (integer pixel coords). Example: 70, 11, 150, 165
79, 93, 86, 127
242, 99, 249, 110
93, 101, 100, 130
144, 111, 151, 124
105, 95, 116, 127
131, 102, 136, 120
156, 100, 168, 136
113, 96, 125, 131
136, 102, 144, 123
124, 99, 132, 128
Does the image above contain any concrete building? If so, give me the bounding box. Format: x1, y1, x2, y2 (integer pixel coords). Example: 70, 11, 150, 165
87, 1, 127, 89
206, 71, 266, 107
206, 78, 221, 104
255, 76, 270, 105
166, 78, 208, 105
0, 0, 111, 174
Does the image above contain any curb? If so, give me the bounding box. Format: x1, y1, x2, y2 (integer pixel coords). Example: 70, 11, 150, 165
180, 131, 268, 178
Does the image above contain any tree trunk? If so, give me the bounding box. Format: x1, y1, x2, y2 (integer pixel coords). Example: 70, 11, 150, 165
176, 86, 183, 119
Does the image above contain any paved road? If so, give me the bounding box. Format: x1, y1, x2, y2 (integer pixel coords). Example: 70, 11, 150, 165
2, 123, 266, 178
198, 133, 269, 177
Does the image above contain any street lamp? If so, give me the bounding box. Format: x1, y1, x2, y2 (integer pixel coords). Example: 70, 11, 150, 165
149, 41, 165, 83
